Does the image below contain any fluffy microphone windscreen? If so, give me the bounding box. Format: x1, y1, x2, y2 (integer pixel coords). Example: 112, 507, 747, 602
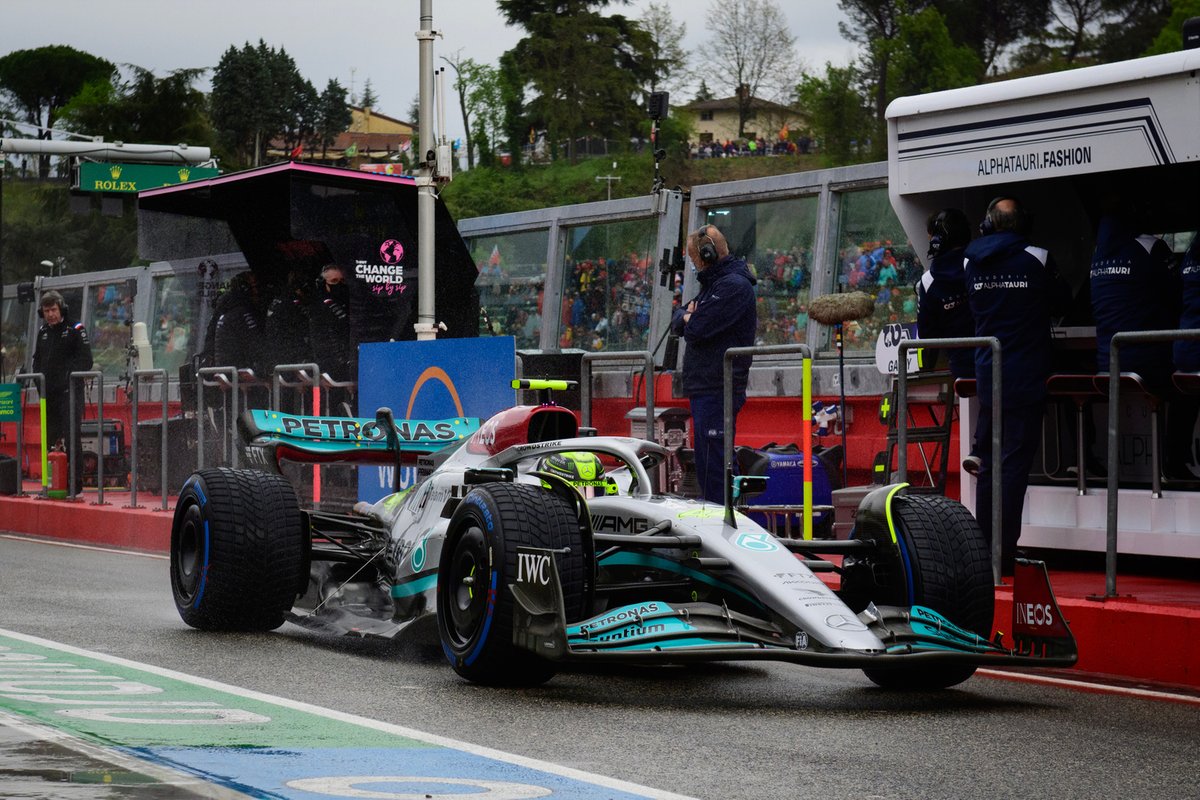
808, 291, 876, 325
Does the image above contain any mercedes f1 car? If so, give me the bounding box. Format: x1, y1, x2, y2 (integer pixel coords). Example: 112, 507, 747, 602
169, 380, 1077, 689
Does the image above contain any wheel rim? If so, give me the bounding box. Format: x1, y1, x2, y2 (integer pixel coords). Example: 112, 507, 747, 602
443, 524, 489, 652
174, 503, 204, 603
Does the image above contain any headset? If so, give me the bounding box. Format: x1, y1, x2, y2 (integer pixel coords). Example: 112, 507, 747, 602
979, 195, 1030, 236
695, 226, 718, 266
927, 208, 970, 257
36, 290, 68, 319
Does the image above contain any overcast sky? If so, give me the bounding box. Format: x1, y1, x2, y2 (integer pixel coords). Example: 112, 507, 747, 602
0, 0, 856, 146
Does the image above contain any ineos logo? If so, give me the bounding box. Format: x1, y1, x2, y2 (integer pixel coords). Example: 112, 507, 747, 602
1016, 602, 1055, 627
516, 551, 551, 585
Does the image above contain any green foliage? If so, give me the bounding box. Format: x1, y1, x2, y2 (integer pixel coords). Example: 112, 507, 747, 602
316, 79, 351, 158
1, 180, 138, 281
60, 65, 213, 147
210, 40, 308, 168
0, 45, 116, 177
796, 63, 875, 167
1145, 0, 1200, 56
885, 6, 981, 97
500, 1, 656, 162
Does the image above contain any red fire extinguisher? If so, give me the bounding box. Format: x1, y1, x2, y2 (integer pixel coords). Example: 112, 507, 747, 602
48, 447, 69, 499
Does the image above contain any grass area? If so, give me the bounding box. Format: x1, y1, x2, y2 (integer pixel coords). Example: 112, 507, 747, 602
440, 150, 832, 221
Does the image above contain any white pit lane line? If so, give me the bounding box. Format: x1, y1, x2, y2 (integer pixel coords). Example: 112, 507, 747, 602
0, 627, 696, 800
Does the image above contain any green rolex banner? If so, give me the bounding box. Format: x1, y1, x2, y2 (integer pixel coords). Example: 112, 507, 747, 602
76, 162, 219, 194
0, 383, 18, 421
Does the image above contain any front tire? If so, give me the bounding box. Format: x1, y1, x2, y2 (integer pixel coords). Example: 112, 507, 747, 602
437, 483, 585, 686
843, 492, 994, 690
170, 468, 306, 631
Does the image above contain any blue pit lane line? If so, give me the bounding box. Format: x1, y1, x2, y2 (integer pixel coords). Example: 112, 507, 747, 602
0, 627, 694, 800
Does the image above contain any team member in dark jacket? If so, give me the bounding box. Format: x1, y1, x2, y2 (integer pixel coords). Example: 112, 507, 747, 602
308, 264, 355, 383
32, 290, 93, 489
918, 208, 981, 473
1175, 235, 1200, 372
917, 208, 974, 379
670, 224, 757, 503
965, 196, 1070, 573
1091, 212, 1193, 478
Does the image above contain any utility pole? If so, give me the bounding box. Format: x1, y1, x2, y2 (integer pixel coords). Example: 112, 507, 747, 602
595, 162, 621, 201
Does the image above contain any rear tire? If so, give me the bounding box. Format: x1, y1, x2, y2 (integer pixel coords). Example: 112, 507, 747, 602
170, 468, 306, 631
843, 493, 993, 690
437, 483, 585, 686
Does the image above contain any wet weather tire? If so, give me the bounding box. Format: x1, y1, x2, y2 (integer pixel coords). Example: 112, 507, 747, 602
845, 493, 994, 690
170, 468, 306, 631
437, 483, 585, 686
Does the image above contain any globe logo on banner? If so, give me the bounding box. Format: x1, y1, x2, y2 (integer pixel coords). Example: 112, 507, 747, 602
380, 239, 405, 264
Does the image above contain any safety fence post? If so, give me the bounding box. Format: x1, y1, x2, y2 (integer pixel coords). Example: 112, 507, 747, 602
722, 344, 813, 536
12, 372, 45, 497
68, 370, 105, 504
129, 368, 169, 510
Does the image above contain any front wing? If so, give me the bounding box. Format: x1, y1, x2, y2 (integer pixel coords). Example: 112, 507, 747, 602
510, 550, 1078, 670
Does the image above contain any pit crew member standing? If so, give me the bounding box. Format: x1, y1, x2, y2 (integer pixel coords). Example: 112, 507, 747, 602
1090, 210, 1194, 479
965, 197, 1070, 573
309, 264, 355, 383
671, 224, 757, 503
32, 290, 93, 489
917, 208, 974, 380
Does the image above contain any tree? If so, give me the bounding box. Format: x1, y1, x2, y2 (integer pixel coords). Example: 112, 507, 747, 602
885, 7, 981, 98
693, 80, 714, 103
795, 63, 874, 166
211, 40, 308, 168
360, 78, 379, 109
1146, 0, 1200, 55
933, 0, 1052, 76
639, 1, 691, 96
498, 0, 656, 162
838, 0, 927, 128
703, 0, 800, 138
0, 46, 115, 177
316, 79, 351, 160
60, 65, 213, 148
442, 51, 500, 170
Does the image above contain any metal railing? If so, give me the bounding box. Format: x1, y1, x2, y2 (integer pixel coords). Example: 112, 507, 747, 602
12, 372, 44, 497
68, 370, 105, 504
898, 337, 1003, 585
722, 344, 815, 534
196, 366, 240, 470
129, 368, 170, 510
580, 351, 654, 430
1102, 329, 1200, 597
271, 363, 321, 413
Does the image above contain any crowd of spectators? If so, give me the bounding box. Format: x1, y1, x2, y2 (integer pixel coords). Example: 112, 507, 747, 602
689, 136, 812, 159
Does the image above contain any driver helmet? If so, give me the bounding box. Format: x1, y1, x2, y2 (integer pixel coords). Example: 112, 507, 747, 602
537, 451, 617, 496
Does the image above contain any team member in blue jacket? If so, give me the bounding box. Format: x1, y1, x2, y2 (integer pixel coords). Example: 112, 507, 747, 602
1175, 235, 1200, 372
965, 196, 1070, 573
671, 224, 758, 503
1091, 211, 1193, 479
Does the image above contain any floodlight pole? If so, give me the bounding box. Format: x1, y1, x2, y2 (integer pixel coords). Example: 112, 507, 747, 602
414, 0, 439, 341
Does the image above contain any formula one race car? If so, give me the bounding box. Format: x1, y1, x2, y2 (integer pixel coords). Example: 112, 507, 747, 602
169, 380, 1077, 689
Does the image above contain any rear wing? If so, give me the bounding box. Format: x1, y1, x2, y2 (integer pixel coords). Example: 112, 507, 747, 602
241, 409, 479, 468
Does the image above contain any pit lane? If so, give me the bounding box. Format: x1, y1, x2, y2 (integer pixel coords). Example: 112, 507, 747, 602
1, 533, 1197, 800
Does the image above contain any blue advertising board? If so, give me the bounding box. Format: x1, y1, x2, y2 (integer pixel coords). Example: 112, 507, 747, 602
357, 337, 516, 502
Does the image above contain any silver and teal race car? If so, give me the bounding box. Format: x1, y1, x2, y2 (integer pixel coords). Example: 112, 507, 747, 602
169, 380, 1077, 689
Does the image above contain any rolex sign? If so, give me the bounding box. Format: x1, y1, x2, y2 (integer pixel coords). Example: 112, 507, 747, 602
76, 162, 219, 194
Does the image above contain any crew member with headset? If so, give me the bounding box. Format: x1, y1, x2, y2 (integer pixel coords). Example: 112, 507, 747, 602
964, 196, 1070, 573
1091, 203, 1194, 480
917, 207, 980, 474
670, 224, 758, 503
32, 290, 93, 491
